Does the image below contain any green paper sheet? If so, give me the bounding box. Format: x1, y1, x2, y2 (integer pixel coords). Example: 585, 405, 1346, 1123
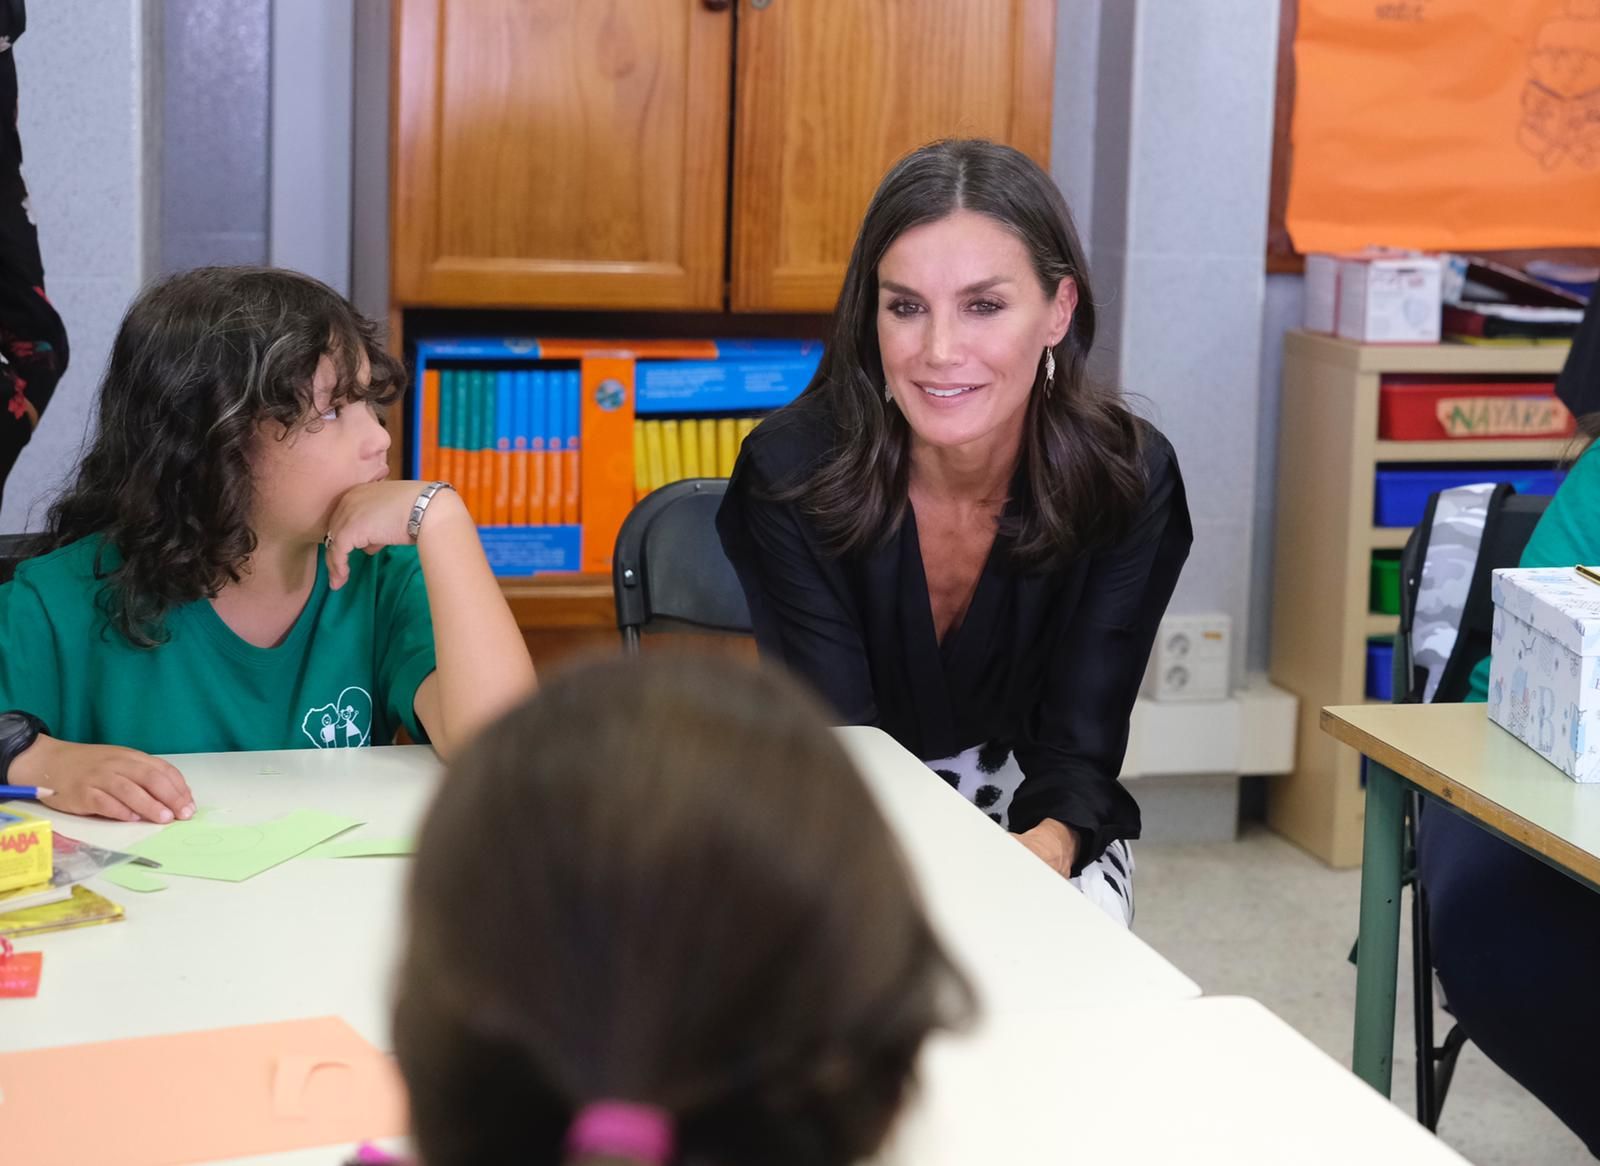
304, 835, 413, 859
124, 810, 361, 882
101, 866, 169, 893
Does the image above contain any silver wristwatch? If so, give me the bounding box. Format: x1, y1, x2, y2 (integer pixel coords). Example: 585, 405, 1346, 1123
406, 481, 455, 541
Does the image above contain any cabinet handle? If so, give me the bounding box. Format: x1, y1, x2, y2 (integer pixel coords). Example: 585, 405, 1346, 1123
751, 0, 775, 7
702, 0, 731, 9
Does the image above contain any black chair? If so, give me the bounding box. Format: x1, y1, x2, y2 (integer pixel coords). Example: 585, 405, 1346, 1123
0, 533, 42, 585
1390, 488, 1549, 1130
612, 479, 751, 653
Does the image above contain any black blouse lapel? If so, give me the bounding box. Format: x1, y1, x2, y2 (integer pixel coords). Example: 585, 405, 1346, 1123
941, 533, 1006, 679
897, 516, 961, 754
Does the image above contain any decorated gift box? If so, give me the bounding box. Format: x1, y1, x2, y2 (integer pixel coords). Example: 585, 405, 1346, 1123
1487, 567, 1600, 782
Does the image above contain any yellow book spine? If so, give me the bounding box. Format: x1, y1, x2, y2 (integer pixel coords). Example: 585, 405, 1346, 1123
679, 418, 700, 478
698, 418, 718, 478
633, 421, 650, 502
644, 421, 666, 491
717, 417, 738, 476
661, 420, 683, 483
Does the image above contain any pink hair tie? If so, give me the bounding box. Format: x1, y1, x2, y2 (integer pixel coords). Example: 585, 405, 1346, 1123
565, 1100, 676, 1164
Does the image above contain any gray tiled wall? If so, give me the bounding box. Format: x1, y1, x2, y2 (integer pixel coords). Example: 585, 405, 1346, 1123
160, 0, 269, 273
1056, 0, 1280, 686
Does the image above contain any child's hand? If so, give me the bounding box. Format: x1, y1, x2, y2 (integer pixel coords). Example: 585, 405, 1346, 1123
18, 736, 197, 823
324, 481, 465, 591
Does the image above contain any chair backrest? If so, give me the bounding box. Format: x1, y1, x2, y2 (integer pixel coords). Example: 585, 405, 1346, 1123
0, 533, 43, 586
612, 478, 751, 652
1395, 487, 1551, 704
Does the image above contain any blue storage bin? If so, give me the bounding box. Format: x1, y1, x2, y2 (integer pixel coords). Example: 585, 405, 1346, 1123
1373, 466, 1566, 527
1366, 637, 1395, 701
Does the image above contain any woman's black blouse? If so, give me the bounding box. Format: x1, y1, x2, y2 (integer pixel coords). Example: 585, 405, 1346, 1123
716, 402, 1193, 872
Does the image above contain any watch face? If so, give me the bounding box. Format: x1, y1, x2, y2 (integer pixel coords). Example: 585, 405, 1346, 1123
0, 712, 39, 749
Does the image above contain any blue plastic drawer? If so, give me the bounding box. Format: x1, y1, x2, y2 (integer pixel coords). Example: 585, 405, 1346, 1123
1373, 467, 1566, 527
1366, 637, 1395, 702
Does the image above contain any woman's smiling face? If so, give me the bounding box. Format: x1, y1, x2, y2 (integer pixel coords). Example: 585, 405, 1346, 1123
876, 209, 1076, 461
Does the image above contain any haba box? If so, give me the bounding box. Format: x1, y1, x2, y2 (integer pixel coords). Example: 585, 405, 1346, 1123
0, 806, 53, 894
1487, 567, 1600, 781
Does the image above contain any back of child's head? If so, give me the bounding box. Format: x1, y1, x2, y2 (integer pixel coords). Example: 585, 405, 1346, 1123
394, 653, 973, 1166
45, 265, 404, 643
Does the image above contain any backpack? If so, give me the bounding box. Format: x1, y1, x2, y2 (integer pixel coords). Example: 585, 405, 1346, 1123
1397, 483, 1550, 705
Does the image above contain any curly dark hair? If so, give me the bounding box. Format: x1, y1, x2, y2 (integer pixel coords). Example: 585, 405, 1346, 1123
784, 138, 1148, 565
44, 266, 405, 646
396, 654, 974, 1166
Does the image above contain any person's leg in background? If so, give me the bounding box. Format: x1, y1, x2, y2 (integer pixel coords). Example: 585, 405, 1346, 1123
0, 13, 67, 512
1417, 802, 1600, 1154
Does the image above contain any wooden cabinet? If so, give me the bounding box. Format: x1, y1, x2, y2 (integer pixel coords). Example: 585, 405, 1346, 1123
730, 0, 1054, 311
392, 0, 732, 309
1268, 332, 1571, 867
391, 0, 1055, 313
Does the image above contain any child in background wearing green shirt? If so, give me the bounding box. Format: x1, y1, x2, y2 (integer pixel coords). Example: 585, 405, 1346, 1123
0, 266, 536, 823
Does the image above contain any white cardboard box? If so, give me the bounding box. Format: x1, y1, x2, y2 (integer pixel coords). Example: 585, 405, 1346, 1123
1487, 567, 1600, 781
1335, 253, 1442, 343
1302, 253, 1341, 334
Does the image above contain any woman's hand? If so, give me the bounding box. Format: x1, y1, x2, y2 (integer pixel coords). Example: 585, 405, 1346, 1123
14, 735, 196, 823
1014, 818, 1079, 878
324, 480, 441, 591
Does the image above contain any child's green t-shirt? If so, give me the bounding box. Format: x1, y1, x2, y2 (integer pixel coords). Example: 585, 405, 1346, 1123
0, 535, 436, 753
1465, 441, 1600, 703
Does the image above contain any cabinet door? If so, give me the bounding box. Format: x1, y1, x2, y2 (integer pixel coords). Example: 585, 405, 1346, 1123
393, 0, 731, 310
730, 0, 1055, 313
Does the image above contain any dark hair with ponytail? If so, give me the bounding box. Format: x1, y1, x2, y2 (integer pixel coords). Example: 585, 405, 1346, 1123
395, 654, 973, 1166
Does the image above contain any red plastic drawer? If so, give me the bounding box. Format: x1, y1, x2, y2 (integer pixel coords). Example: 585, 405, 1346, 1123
1378, 377, 1570, 441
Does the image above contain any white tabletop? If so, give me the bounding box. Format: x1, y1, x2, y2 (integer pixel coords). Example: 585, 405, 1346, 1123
1, 745, 441, 1054
5, 729, 1196, 1059
834, 727, 1199, 1010
878, 996, 1470, 1165
3, 730, 1208, 1165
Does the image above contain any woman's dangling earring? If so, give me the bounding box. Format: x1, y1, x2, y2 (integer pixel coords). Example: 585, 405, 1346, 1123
883, 383, 892, 404
1043, 347, 1057, 398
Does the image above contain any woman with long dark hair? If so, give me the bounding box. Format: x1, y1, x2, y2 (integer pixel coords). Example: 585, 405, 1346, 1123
718, 139, 1191, 925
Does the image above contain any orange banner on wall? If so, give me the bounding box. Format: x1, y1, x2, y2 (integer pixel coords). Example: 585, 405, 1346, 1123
1287, 0, 1600, 253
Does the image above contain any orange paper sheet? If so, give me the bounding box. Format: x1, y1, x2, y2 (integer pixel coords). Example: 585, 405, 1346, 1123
1288, 0, 1600, 252
0, 1016, 407, 1165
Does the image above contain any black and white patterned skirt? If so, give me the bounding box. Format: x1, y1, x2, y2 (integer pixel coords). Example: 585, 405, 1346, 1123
926, 741, 1135, 927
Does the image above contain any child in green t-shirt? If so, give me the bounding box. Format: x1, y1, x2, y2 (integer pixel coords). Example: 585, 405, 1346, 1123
0, 266, 535, 823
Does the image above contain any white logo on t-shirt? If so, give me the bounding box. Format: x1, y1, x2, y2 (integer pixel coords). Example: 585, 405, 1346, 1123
300, 686, 374, 749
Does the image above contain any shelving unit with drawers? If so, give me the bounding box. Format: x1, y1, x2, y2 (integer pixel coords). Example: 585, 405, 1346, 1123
1267, 330, 1573, 866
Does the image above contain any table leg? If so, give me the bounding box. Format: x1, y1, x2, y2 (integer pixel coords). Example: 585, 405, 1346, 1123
1353, 757, 1406, 1094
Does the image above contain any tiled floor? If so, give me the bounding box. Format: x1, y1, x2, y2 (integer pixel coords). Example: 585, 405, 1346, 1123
1136, 825, 1591, 1165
